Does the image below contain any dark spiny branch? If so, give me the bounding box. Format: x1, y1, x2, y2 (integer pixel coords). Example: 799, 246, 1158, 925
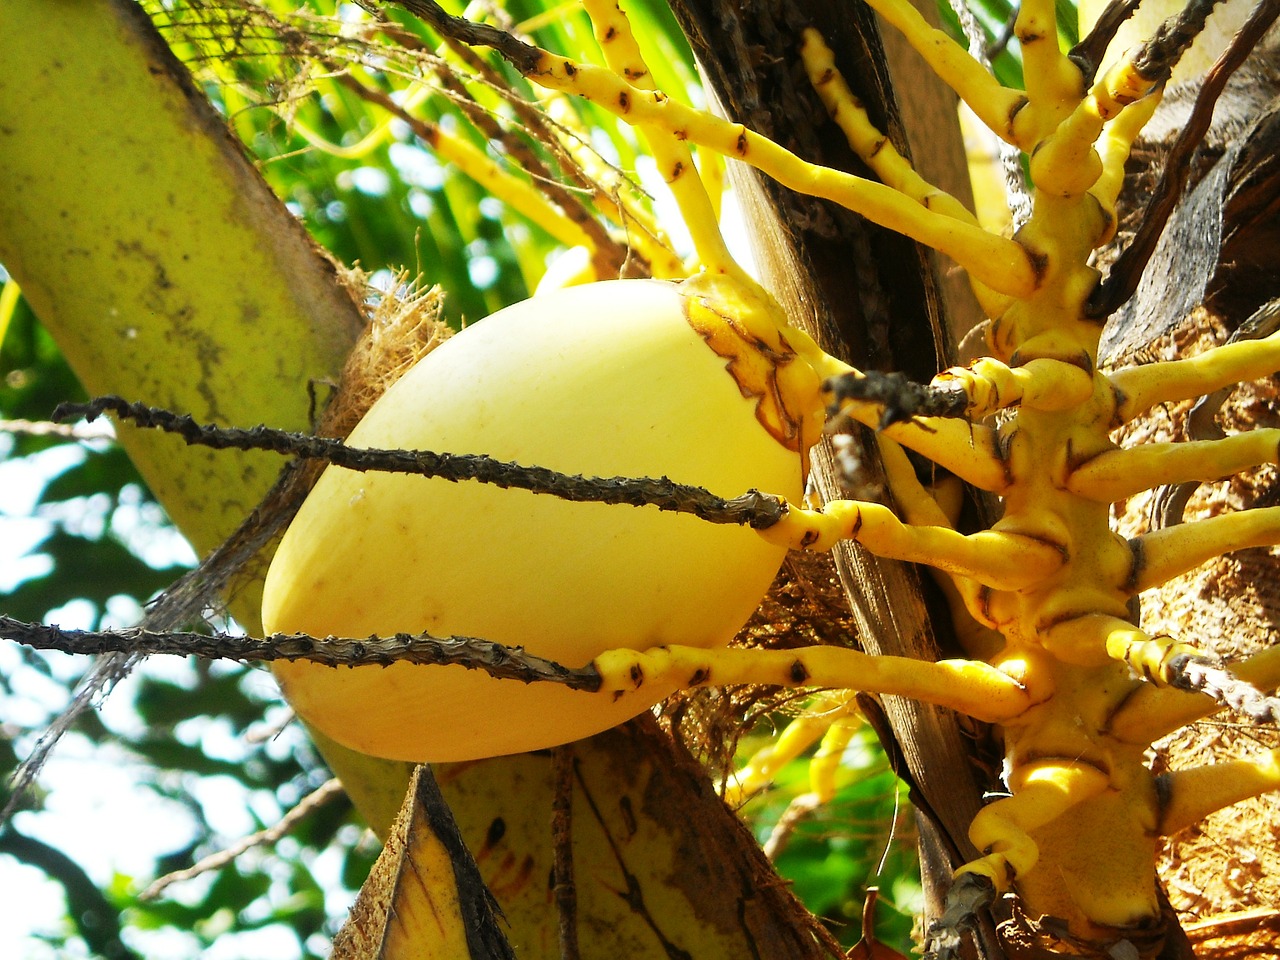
825, 371, 969, 428
1089, 0, 1280, 319
1132, 0, 1226, 82
1168, 653, 1280, 724
1, 615, 603, 692
1070, 0, 1143, 83
53, 396, 787, 528
387, 0, 542, 72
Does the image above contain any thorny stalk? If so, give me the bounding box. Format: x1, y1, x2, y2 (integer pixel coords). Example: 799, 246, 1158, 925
55, 396, 788, 527
1088, 0, 1280, 317
0, 615, 603, 690
1071, 0, 1143, 81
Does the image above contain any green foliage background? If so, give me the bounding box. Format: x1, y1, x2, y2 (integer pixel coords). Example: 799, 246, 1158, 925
0, 0, 1049, 955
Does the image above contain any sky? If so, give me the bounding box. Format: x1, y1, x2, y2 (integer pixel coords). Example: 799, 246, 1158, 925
0, 434, 358, 959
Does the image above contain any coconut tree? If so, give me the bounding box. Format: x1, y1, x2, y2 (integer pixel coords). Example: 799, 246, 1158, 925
2, 0, 1278, 958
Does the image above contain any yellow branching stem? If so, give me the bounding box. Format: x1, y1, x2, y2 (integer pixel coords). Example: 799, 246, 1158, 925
1067, 431, 1280, 503
1159, 750, 1280, 837
590, 645, 1033, 724
762, 499, 1064, 589
959, 762, 1110, 890
1029, 99, 1108, 200
725, 691, 860, 806
1016, 0, 1085, 127
876, 437, 1004, 658
801, 29, 976, 226
1036, 615, 1192, 680
807, 714, 860, 803
860, 0, 1033, 147
875, 436, 959, 530
580, 0, 741, 280
1110, 329, 1280, 422
800, 28, 1006, 315
1091, 88, 1162, 218
760, 0, 1280, 938
828, 392, 1010, 492
1134, 506, 1280, 593
1110, 645, 1280, 745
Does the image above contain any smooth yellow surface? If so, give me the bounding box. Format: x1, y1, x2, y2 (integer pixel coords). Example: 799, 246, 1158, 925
263, 279, 805, 761
0, 0, 361, 583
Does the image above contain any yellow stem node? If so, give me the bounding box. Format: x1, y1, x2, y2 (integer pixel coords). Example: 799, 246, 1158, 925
1159, 750, 1280, 837
591, 644, 1033, 724
760, 499, 1063, 590
1067, 431, 1280, 503
1102, 621, 1205, 685
939, 356, 1096, 417
1109, 328, 1280, 423
526, 50, 1040, 297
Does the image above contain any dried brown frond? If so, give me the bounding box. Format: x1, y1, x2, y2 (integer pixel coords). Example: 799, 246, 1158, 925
322, 267, 450, 440
142, 0, 649, 277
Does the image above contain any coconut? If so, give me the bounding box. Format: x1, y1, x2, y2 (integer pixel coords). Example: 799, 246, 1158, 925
262, 278, 815, 761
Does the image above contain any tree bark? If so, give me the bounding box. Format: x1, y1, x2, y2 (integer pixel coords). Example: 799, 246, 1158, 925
666, 2, 1003, 955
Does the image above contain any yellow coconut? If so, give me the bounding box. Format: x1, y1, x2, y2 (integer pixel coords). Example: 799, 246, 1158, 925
262, 278, 817, 761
